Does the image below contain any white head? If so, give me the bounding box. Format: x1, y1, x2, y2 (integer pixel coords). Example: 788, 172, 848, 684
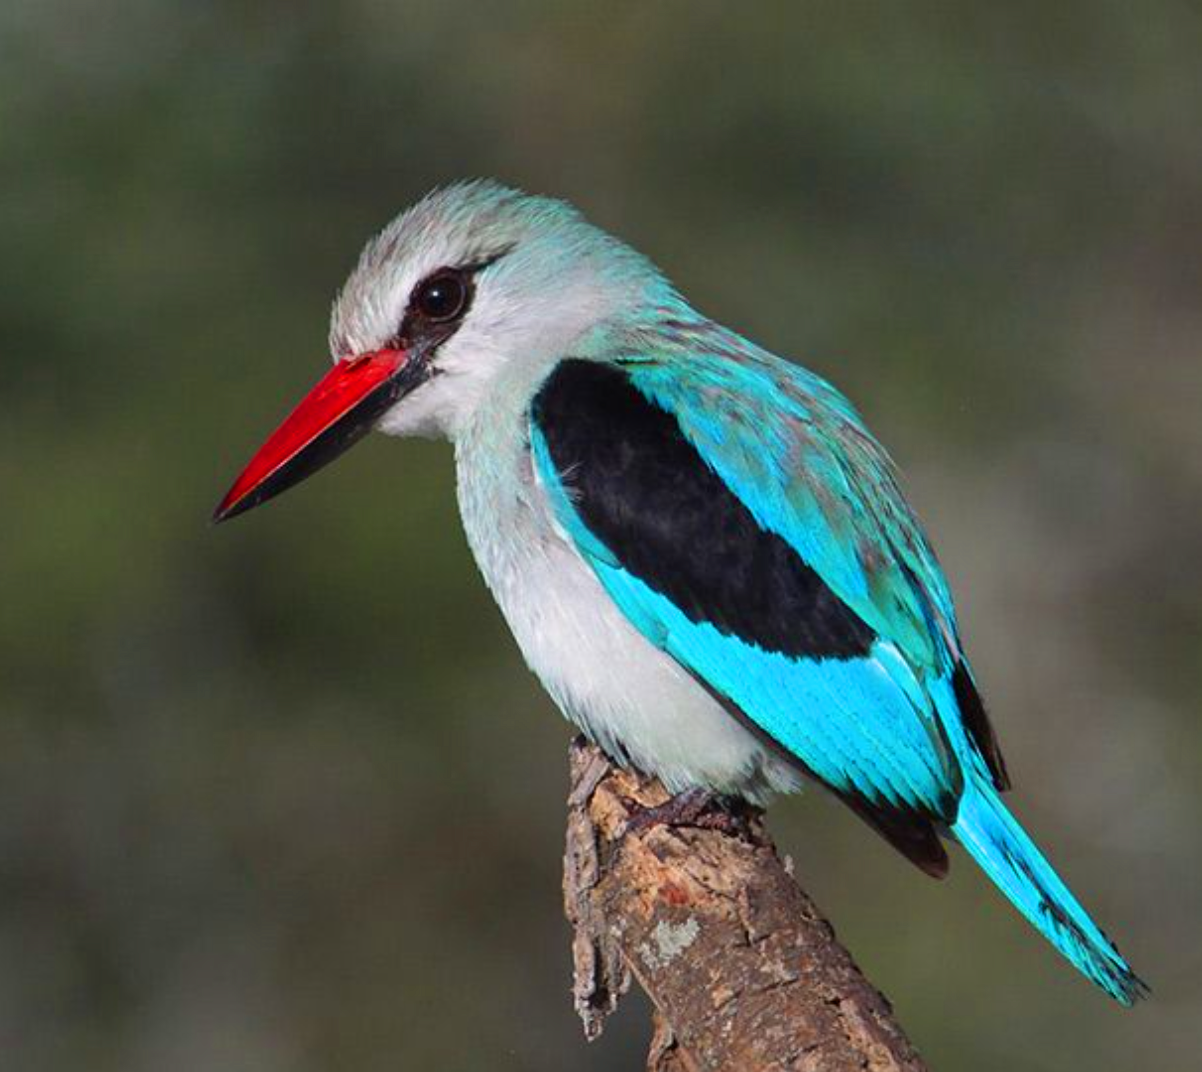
214, 181, 680, 521
333, 181, 674, 438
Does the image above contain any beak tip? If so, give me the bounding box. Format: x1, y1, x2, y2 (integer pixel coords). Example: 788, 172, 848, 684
210, 492, 243, 526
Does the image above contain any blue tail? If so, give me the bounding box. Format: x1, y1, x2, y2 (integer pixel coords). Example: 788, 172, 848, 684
952, 780, 1147, 1004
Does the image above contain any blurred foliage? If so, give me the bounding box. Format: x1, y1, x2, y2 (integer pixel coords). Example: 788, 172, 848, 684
1, 2, 1200, 1070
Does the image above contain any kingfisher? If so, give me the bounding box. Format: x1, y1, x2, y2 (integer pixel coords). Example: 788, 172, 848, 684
214, 181, 1144, 1004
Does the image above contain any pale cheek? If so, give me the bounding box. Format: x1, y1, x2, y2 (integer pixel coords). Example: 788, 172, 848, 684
376, 378, 460, 440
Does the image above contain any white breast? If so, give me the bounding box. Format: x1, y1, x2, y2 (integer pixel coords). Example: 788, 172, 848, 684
453, 396, 800, 802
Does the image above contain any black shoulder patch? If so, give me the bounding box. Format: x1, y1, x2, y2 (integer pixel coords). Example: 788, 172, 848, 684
531, 360, 876, 660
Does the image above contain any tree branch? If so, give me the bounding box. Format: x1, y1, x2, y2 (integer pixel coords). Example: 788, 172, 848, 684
563, 738, 928, 1072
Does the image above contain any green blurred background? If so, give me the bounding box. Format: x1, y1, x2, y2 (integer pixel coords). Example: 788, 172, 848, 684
2, 3, 1200, 1069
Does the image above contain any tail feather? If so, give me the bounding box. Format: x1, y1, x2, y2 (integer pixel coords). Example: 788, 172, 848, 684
952, 781, 1147, 1005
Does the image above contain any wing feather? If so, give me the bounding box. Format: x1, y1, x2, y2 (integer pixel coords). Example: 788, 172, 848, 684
530, 355, 1007, 824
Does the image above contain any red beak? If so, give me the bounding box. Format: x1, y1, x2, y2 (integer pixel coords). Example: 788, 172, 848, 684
213, 348, 419, 523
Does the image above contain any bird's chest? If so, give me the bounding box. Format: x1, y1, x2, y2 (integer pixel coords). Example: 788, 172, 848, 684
452, 414, 793, 800
454, 425, 653, 722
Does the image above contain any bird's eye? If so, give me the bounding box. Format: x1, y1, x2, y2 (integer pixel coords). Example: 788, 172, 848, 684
413, 270, 469, 323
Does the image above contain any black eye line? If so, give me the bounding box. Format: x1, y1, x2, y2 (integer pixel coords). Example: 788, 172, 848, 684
393, 244, 514, 351
411, 242, 515, 313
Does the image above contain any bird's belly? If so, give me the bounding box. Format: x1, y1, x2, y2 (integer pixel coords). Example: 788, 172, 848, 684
465, 493, 800, 802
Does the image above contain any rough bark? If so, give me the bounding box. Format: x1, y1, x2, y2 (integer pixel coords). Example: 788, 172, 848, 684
563, 738, 928, 1072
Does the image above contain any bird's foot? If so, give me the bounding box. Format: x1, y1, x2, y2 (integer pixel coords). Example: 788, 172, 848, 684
621, 787, 748, 838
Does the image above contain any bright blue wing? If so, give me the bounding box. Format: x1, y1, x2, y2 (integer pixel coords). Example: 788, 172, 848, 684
528, 345, 1005, 818
627, 347, 959, 675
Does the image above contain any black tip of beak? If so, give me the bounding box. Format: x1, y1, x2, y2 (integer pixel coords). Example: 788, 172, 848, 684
210, 466, 307, 527
211, 485, 262, 526
209, 500, 241, 526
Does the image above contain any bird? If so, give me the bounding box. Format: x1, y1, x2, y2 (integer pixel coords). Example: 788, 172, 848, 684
214, 180, 1144, 1004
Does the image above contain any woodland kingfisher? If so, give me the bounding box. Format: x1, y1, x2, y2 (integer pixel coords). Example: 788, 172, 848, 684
214, 181, 1144, 1004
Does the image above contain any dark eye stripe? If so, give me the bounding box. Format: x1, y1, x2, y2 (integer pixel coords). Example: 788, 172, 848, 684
393, 245, 512, 353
